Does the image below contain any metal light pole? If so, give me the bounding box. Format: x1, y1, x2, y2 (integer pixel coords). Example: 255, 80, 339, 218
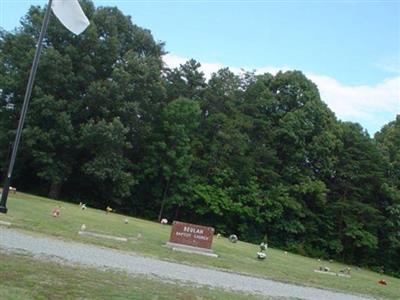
0, 0, 53, 213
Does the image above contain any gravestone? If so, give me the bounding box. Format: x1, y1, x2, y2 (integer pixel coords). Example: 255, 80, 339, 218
166, 221, 217, 257
229, 234, 238, 243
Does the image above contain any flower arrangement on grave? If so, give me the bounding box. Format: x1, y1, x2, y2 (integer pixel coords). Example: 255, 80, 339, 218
257, 242, 268, 260
257, 252, 266, 259
260, 242, 267, 251
318, 266, 330, 272
378, 279, 387, 285
339, 267, 351, 275
52, 207, 60, 217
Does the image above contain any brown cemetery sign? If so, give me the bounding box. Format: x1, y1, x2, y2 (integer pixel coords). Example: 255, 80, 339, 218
169, 221, 215, 249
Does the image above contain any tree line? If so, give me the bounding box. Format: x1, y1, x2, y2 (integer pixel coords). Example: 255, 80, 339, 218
1, 1, 399, 276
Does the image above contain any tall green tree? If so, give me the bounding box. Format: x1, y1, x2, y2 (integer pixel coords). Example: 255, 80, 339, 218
78, 118, 135, 208
375, 116, 400, 188
0, 1, 164, 202
374, 116, 400, 276
140, 98, 201, 220
164, 59, 206, 102
327, 123, 385, 263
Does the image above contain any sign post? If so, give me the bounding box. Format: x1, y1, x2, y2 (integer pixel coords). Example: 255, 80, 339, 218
167, 221, 217, 257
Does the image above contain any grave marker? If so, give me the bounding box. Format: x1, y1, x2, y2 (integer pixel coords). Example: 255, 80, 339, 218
169, 221, 214, 249
167, 221, 217, 257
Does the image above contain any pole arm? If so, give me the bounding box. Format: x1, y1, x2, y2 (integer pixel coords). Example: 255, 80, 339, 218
0, 0, 53, 213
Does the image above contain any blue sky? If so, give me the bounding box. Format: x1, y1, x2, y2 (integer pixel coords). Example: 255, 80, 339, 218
1, 0, 399, 134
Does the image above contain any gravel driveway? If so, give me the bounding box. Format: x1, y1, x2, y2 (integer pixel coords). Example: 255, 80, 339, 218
0, 227, 373, 300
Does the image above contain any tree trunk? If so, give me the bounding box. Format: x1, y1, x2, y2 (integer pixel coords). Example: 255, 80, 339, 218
174, 204, 181, 220
158, 179, 170, 221
48, 181, 62, 199
338, 190, 347, 260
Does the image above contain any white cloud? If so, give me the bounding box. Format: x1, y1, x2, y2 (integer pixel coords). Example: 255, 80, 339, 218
163, 53, 400, 133
163, 53, 290, 79
308, 74, 400, 117
164, 54, 232, 78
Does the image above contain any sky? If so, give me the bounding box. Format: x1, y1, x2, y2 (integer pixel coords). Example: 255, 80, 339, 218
1, 0, 399, 134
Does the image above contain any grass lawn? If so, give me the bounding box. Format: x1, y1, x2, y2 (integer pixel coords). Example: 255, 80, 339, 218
0, 252, 284, 300
1, 192, 399, 299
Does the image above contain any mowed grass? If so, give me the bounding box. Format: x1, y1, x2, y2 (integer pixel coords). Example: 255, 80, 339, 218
1, 192, 399, 299
0, 252, 282, 300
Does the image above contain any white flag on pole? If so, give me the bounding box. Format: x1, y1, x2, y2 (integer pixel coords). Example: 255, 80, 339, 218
51, 0, 90, 35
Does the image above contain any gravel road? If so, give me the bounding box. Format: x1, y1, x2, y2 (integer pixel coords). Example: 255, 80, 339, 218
0, 227, 373, 300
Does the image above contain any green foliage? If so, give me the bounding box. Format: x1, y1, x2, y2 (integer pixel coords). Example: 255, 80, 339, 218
1, 0, 399, 277
165, 59, 206, 101
139, 97, 201, 219
79, 118, 135, 206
